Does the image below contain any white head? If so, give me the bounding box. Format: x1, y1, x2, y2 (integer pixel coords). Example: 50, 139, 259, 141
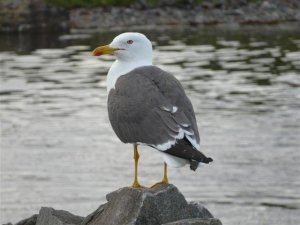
110, 32, 152, 63
93, 32, 153, 64
92, 32, 153, 91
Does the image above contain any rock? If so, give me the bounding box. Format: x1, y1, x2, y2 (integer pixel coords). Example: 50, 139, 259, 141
163, 218, 222, 225
35, 207, 83, 225
1, 0, 300, 32
0, 0, 68, 32
15, 214, 38, 225
82, 184, 220, 225
188, 202, 214, 218
261, 1, 277, 10
10, 208, 83, 225
9, 184, 221, 225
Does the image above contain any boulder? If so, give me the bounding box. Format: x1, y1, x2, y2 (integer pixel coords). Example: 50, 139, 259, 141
82, 184, 221, 225
163, 218, 222, 225
11, 207, 84, 225
35, 207, 83, 225
15, 214, 38, 225
9, 184, 222, 225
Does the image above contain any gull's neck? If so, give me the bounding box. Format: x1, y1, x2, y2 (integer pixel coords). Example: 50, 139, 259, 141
107, 59, 152, 92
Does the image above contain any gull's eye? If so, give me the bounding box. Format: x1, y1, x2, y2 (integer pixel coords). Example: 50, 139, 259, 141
127, 40, 133, 44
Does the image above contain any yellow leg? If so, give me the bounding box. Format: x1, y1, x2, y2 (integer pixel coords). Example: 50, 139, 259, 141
162, 162, 169, 184
151, 162, 169, 188
131, 144, 144, 188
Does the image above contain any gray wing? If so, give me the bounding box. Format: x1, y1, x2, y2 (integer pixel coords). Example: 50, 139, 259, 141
107, 66, 200, 150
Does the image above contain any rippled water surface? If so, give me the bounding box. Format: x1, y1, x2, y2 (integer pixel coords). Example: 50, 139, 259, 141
1, 25, 300, 225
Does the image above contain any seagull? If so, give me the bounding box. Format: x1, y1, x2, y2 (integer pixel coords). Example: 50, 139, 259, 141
92, 32, 213, 188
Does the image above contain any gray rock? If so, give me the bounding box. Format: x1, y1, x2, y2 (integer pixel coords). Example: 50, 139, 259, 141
163, 218, 222, 225
15, 214, 37, 225
0, 0, 68, 32
188, 202, 214, 219
261, 1, 277, 10
36, 207, 83, 225
1, 0, 300, 32
82, 184, 220, 225
3, 214, 37, 225
8, 184, 221, 225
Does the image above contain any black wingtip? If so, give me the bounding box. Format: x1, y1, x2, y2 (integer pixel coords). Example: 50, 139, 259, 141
190, 157, 213, 171
190, 160, 199, 171
204, 157, 213, 163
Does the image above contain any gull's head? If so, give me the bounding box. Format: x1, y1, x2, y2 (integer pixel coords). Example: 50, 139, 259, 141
92, 32, 152, 63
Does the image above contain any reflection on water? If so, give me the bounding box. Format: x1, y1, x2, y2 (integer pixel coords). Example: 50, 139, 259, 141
1, 25, 300, 225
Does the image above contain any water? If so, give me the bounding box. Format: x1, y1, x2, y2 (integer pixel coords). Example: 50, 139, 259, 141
1, 25, 300, 225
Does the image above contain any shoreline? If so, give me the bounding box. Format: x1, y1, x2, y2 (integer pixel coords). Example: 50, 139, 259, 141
0, 0, 300, 33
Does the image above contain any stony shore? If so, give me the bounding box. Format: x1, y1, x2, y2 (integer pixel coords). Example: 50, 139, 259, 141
4, 184, 222, 225
0, 0, 300, 33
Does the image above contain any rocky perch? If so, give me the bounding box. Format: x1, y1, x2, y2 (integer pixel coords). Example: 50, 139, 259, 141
6, 184, 222, 225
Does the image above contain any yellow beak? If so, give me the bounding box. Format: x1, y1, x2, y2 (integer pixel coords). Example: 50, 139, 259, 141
92, 45, 118, 56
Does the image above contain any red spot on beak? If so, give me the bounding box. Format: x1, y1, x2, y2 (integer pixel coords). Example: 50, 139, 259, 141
94, 51, 103, 56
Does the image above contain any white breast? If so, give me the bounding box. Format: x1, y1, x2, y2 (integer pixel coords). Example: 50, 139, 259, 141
106, 60, 152, 92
